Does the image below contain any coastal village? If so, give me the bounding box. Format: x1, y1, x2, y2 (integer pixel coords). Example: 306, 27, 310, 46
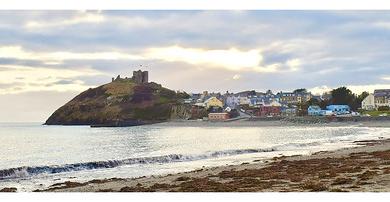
114, 70, 390, 122
184, 88, 390, 121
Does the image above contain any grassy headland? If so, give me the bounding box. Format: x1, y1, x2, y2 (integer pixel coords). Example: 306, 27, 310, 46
45, 79, 190, 126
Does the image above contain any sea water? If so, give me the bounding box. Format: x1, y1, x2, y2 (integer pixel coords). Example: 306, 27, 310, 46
0, 122, 389, 191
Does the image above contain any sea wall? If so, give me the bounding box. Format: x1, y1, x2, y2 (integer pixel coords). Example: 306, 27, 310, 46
249, 116, 390, 124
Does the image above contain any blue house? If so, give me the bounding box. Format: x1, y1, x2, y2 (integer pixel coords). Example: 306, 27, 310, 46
281, 105, 297, 116
308, 105, 322, 116
249, 97, 260, 106
326, 105, 350, 115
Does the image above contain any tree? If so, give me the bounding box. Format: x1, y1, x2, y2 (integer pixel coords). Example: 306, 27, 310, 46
353, 91, 369, 110
357, 91, 369, 101
330, 87, 355, 105
306, 98, 320, 106
356, 91, 369, 104
319, 99, 330, 109
248, 90, 256, 96
297, 102, 308, 116
293, 88, 307, 94
176, 91, 190, 99
330, 87, 366, 111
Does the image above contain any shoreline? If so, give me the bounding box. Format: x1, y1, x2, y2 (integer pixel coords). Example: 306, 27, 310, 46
41, 116, 390, 128
154, 118, 390, 128
31, 138, 390, 192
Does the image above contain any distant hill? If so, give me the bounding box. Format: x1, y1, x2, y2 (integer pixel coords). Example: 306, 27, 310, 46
45, 78, 190, 126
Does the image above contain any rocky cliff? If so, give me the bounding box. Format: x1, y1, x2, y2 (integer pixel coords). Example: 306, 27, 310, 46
45, 78, 190, 126
170, 105, 192, 120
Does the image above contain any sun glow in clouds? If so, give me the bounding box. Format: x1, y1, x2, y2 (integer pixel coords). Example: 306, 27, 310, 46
286, 58, 301, 71
145, 46, 263, 71
144, 46, 300, 73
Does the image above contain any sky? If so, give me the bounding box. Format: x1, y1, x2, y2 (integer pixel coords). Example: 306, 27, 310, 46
0, 10, 390, 122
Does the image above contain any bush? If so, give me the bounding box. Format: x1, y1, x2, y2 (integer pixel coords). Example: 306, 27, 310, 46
378, 106, 390, 111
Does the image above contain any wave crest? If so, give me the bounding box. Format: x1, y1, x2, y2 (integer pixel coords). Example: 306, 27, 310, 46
0, 140, 326, 180
0, 147, 277, 180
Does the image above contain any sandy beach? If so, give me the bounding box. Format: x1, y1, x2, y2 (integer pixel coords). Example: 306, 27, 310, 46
32, 137, 390, 192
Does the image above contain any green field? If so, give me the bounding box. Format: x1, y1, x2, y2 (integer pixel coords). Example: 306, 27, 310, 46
360, 110, 389, 117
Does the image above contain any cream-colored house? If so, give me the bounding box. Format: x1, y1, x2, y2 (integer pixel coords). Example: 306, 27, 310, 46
269, 100, 282, 107
362, 94, 375, 110
204, 97, 223, 109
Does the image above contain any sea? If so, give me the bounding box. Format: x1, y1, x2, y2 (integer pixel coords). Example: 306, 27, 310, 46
0, 122, 389, 191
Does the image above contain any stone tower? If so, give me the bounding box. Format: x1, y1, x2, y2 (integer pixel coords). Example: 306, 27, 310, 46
132, 70, 148, 84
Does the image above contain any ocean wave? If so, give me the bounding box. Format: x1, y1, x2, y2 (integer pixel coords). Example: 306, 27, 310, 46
273, 142, 322, 150
0, 147, 278, 180
0, 141, 326, 180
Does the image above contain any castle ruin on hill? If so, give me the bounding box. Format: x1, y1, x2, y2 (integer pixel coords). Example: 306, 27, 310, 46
132, 70, 148, 84
112, 69, 149, 84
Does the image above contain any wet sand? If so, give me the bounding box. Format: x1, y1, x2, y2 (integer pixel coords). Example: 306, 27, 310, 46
31, 138, 390, 192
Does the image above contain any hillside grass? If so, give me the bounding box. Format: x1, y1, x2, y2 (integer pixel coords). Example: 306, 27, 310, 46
132, 104, 171, 120
103, 80, 136, 97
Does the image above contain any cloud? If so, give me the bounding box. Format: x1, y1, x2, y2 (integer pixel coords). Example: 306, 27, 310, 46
372, 21, 390, 29
144, 46, 263, 71
24, 12, 105, 29
1, 11, 390, 122
382, 76, 390, 81
232, 74, 241, 80
316, 67, 340, 75
348, 84, 390, 94
144, 46, 299, 73
253, 63, 280, 73
1, 13, 389, 92
309, 85, 333, 95
1, 44, 301, 74
285, 58, 301, 71
0, 64, 106, 94
0, 45, 143, 65
309, 84, 390, 95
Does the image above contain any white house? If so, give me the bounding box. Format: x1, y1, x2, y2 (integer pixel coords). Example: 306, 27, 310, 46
194, 102, 206, 107
226, 96, 240, 108
362, 94, 375, 110
239, 96, 251, 105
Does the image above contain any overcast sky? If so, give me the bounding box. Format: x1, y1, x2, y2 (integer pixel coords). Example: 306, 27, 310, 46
1, 10, 390, 122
